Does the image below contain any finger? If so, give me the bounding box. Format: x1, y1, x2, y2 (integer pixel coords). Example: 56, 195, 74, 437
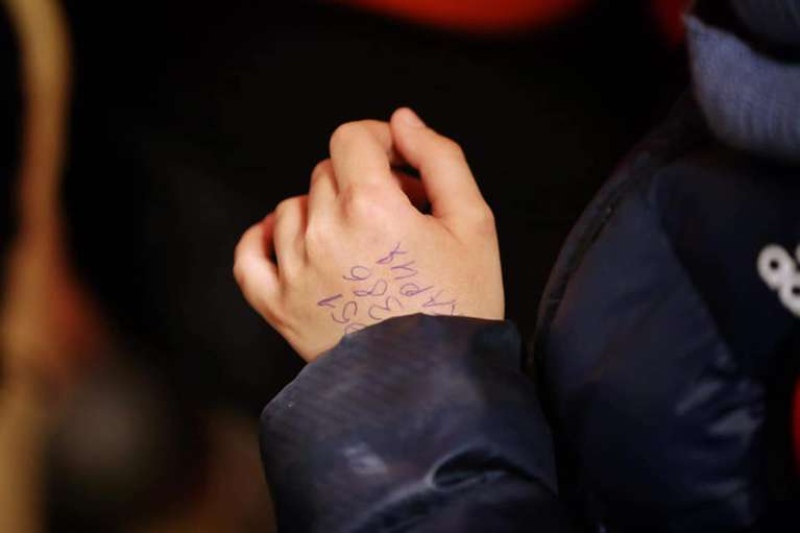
391, 170, 429, 212
233, 215, 279, 314
390, 108, 487, 222
272, 195, 308, 274
308, 159, 337, 220
328, 120, 403, 192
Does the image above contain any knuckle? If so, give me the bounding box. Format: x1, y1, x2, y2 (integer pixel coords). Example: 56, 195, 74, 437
466, 204, 496, 234
273, 199, 290, 220
340, 183, 389, 219
279, 261, 301, 285
232, 233, 252, 276
232, 259, 244, 286
232, 260, 253, 298
330, 122, 363, 152
340, 185, 372, 215
436, 137, 465, 161
309, 172, 325, 192
303, 221, 328, 252
274, 196, 301, 219
310, 160, 332, 185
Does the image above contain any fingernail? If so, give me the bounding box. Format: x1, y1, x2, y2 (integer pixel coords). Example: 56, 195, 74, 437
400, 108, 426, 128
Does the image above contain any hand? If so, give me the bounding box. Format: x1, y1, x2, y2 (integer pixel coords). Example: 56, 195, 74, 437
233, 108, 504, 362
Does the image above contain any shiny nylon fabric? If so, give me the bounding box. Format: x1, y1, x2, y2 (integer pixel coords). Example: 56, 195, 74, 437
534, 98, 800, 531
260, 315, 576, 532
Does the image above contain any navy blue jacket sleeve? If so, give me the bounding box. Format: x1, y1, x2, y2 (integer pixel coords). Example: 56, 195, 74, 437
259, 314, 577, 532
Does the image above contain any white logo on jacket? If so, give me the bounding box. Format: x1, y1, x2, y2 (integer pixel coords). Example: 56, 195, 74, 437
758, 244, 800, 318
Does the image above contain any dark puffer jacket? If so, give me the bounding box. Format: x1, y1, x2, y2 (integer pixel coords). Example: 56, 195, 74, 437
533, 98, 799, 532
259, 2, 800, 531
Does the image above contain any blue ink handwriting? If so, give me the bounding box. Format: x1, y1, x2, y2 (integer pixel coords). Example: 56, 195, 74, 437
390, 261, 418, 280
353, 279, 388, 298
343, 266, 372, 282
376, 243, 407, 265
317, 294, 343, 308
368, 297, 404, 321
331, 301, 358, 324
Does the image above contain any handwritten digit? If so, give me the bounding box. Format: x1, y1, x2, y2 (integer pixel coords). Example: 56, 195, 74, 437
376, 242, 407, 265
331, 301, 358, 324
343, 266, 372, 282
317, 294, 343, 308
353, 279, 388, 298
399, 283, 433, 297
368, 297, 404, 321
390, 261, 418, 280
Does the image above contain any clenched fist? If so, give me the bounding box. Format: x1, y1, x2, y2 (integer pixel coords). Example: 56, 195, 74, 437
233, 109, 503, 361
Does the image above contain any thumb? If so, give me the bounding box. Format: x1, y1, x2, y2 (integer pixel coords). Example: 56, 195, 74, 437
390, 108, 487, 223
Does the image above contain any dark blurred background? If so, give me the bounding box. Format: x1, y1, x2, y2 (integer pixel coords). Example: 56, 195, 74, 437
1, 0, 687, 531
63, 0, 685, 413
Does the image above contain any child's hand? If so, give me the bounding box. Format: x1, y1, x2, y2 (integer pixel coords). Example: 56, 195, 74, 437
233, 109, 503, 362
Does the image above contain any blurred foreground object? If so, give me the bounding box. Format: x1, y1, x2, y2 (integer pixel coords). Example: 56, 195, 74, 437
331, 0, 590, 33
45, 360, 206, 532
0, 378, 46, 532
0, 0, 110, 531
44, 357, 275, 532
1, 0, 109, 388
652, 0, 691, 45
333, 0, 690, 41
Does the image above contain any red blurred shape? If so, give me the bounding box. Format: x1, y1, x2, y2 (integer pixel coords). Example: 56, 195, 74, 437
331, 0, 590, 34
651, 0, 689, 46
